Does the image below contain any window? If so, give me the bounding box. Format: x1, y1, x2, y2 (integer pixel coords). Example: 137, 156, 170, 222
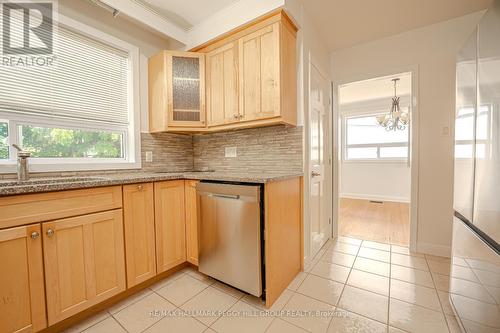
0, 13, 139, 172
454, 106, 490, 159
343, 113, 409, 161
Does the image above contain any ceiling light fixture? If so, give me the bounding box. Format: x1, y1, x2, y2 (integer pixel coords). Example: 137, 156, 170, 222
376, 78, 409, 131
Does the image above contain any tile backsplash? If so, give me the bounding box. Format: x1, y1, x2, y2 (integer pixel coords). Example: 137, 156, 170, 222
193, 125, 303, 173
0, 125, 303, 179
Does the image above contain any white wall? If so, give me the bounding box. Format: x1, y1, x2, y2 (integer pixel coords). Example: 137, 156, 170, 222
331, 11, 485, 256
58, 0, 175, 133
340, 162, 411, 202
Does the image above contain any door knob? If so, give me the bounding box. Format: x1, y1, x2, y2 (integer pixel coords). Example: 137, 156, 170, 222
311, 171, 321, 177
46, 228, 55, 237
31, 231, 40, 240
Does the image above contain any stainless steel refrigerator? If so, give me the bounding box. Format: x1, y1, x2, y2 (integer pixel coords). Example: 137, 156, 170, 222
452, 1, 500, 331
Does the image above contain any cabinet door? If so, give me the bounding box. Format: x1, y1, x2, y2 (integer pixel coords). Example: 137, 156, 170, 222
123, 183, 156, 287
239, 22, 280, 121
206, 42, 239, 126
0, 224, 46, 333
185, 180, 199, 265
167, 51, 206, 128
43, 210, 126, 325
154, 180, 186, 273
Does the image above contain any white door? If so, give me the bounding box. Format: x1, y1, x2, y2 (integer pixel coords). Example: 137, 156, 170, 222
310, 63, 331, 257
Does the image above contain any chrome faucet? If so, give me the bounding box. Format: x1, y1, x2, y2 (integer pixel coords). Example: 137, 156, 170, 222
12, 144, 31, 182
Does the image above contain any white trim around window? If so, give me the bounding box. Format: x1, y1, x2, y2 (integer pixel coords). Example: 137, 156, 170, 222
0, 13, 141, 173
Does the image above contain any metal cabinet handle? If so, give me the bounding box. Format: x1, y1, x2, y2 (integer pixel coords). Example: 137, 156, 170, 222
233, 114, 238, 119
311, 171, 321, 177
208, 193, 240, 200
31, 231, 40, 240
46, 229, 55, 237
137, 184, 143, 190
238, 115, 244, 119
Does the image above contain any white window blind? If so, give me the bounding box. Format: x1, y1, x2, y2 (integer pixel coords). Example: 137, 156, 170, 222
0, 15, 130, 125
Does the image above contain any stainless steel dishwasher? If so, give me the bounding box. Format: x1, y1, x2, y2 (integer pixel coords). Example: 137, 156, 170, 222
196, 182, 262, 297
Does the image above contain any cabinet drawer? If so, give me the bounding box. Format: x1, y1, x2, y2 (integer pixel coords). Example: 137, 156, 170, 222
0, 186, 122, 229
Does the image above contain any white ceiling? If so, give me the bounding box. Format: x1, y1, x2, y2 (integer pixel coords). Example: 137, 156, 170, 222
140, 0, 240, 29
339, 73, 411, 105
302, 0, 492, 51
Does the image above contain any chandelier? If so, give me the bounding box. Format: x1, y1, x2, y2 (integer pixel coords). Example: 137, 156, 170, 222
377, 78, 409, 131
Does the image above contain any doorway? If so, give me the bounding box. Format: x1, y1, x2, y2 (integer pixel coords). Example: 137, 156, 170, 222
336, 72, 415, 247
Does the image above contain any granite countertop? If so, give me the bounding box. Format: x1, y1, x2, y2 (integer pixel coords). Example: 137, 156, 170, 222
0, 171, 303, 196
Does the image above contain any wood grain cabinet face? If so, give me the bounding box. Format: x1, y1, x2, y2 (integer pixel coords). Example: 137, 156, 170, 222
123, 183, 156, 287
239, 22, 281, 122
0, 224, 46, 333
184, 180, 199, 265
42, 210, 126, 325
206, 42, 239, 126
154, 180, 187, 273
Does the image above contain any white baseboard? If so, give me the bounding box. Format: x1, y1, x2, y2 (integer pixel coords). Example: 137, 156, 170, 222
417, 242, 451, 258
340, 193, 410, 203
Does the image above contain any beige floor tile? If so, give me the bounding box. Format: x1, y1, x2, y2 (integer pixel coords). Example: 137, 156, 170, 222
311, 261, 351, 283
347, 269, 389, 296
449, 276, 496, 303
211, 300, 273, 333
452, 257, 469, 267
337, 236, 362, 246
113, 292, 175, 333
149, 270, 185, 291
266, 318, 308, 333
391, 253, 428, 271
390, 279, 441, 311
281, 293, 335, 333
212, 281, 244, 299
446, 314, 462, 333
427, 260, 451, 275
321, 251, 356, 268
388, 326, 408, 333
437, 290, 455, 315
81, 317, 126, 333
390, 265, 434, 288
450, 264, 479, 282
142, 311, 207, 333
108, 288, 153, 315
156, 274, 210, 306
327, 309, 387, 333
304, 257, 321, 272
389, 298, 448, 333
425, 254, 451, 263
353, 257, 390, 277
287, 272, 308, 291
338, 286, 388, 323
180, 286, 238, 326
362, 240, 391, 252
391, 245, 424, 258
186, 269, 216, 284
64, 311, 110, 333
358, 247, 390, 263
330, 242, 360, 255
432, 273, 450, 291
241, 289, 293, 312
297, 274, 344, 306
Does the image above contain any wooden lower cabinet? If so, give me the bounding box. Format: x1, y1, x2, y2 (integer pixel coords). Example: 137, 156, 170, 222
154, 180, 187, 273
0, 224, 46, 333
42, 210, 126, 325
184, 180, 199, 265
123, 183, 157, 287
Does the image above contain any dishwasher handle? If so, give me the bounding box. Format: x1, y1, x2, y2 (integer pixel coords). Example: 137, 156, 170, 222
208, 193, 240, 200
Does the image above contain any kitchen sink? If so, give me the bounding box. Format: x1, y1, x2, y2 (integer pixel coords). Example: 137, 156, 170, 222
0, 176, 108, 187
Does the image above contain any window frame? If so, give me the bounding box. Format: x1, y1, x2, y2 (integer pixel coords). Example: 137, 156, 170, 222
342, 111, 410, 163
0, 13, 141, 173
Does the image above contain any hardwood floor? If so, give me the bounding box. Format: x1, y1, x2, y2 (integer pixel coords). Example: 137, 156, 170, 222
339, 198, 409, 246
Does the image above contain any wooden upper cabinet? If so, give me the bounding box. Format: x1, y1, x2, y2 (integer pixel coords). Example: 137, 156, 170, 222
239, 23, 280, 121
206, 42, 239, 126
123, 183, 156, 287
0, 224, 46, 333
43, 210, 126, 325
154, 180, 187, 273
149, 51, 206, 132
184, 180, 199, 265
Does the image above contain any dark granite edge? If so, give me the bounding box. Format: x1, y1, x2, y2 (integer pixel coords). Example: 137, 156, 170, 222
0, 171, 303, 197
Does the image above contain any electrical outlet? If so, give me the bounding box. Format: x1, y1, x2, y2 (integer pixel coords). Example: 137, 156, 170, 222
145, 151, 153, 162
225, 147, 237, 158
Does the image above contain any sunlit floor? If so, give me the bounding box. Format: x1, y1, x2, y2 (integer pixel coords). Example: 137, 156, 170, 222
64, 237, 458, 333
339, 198, 410, 246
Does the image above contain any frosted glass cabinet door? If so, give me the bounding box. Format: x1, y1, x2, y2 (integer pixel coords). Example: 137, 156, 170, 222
166, 52, 206, 127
